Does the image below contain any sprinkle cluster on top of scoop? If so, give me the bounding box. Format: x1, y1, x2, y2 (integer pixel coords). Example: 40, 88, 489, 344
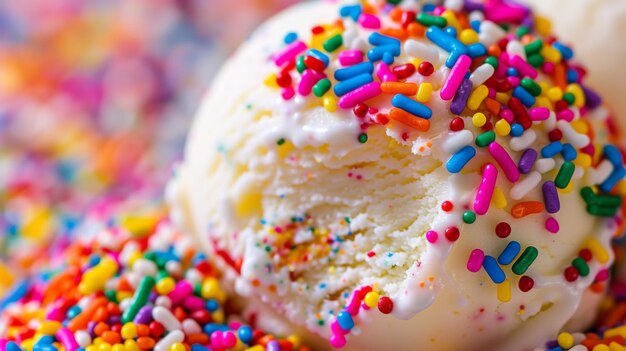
264, 0, 626, 348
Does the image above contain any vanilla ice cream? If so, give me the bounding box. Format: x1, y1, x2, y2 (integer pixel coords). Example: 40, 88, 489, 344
168, 1, 625, 350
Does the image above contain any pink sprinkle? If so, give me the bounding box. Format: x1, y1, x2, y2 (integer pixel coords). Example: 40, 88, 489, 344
221, 331, 237, 348
330, 333, 347, 348
168, 281, 193, 305
211, 331, 224, 348
488, 142, 520, 182
345, 291, 362, 315
487, 87, 497, 99
358, 13, 381, 29
183, 296, 205, 311
499, 52, 510, 65
494, 61, 509, 79
500, 108, 514, 123
338, 82, 381, 109
485, 0, 528, 24
474, 164, 498, 215
556, 109, 574, 122
56, 328, 80, 351
298, 69, 325, 96
529, 107, 550, 121
331, 320, 349, 335
542, 62, 555, 74
273, 40, 307, 67
509, 55, 538, 79
506, 76, 520, 87
338, 50, 364, 66
376, 63, 397, 82
467, 249, 485, 273
545, 217, 559, 233
281, 87, 295, 100
440, 55, 472, 100
596, 268, 609, 282
426, 230, 438, 244
432, 6, 446, 16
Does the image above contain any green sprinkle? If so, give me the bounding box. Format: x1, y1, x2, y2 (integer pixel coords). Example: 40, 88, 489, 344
563, 92, 576, 105
527, 54, 545, 68
313, 78, 331, 98
416, 13, 447, 28
572, 257, 590, 277
485, 56, 499, 69
520, 78, 542, 96
121, 276, 155, 324
516, 26, 530, 38
296, 56, 306, 73
462, 211, 476, 224
596, 194, 622, 207
323, 34, 343, 53
555, 161, 575, 189
512, 246, 538, 275
475, 131, 496, 147
277, 138, 286, 146
193, 283, 202, 296
105, 290, 118, 303
524, 39, 543, 55
358, 133, 368, 144
587, 204, 620, 217
580, 186, 596, 204
344, 217, 351, 224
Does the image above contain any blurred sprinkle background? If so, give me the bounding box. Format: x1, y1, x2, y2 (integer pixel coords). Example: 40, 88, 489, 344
0, 0, 297, 296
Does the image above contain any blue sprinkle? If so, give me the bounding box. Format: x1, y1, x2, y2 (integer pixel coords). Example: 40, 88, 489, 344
238, 325, 254, 344
561, 143, 577, 161
548, 347, 565, 351
553, 42, 574, 60
35, 336, 56, 345
33, 344, 57, 351
541, 141, 563, 158
88, 255, 101, 267
307, 49, 330, 67
446, 146, 476, 173
422, 3, 436, 12
191, 345, 210, 351
333, 73, 373, 96
391, 94, 432, 119
425, 26, 468, 65
498, 241, 521, 265
337, 311, 355, 330
284, 32, 298, 44
600, 167, 626, 193
510, 123, 524, 137
382, 51, 395, 65
467, 43, 487, 58
6, 342, 23, 351
513, 86, 536, 107
319, 283, 327, 289
204, 323, 230, 334
367, 44, 401, 62
603, 144, 624, 168
482, 256, 506, 284
566, 68, 578, 84
444, 26, 457, 38
66, 305, 82, 319
470, 20, 481, 32
206, 299, 219, 312
339, 4, 361, 21
0, 280, 29, 310
334, 62, 374, 81
368, 32, 400, 47
507, 67, 519, 77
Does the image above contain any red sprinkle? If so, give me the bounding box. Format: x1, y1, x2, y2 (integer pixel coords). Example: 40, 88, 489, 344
276, 71, 292, 88
441, 201, 453, 212
579, 249, 593, 262
401, 10, 417, 28
367, 251, 376, 257
375, 113, 389, 125
418, 62, 434, 76
304, 56, 325, 72
392, 63, 416, 79
548, 129, 562, 141
495, 222, 511, 238
450, 117, 464, 131
518, 276, 534, 292
311, 26, 325, 35
564, 266, 579, 282
378, 297, 394, 314
353, 103, 368, 118
149, 321, 165, 338
445, 227, 460, 242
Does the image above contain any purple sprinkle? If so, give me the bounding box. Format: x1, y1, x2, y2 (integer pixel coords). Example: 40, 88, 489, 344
134, 305, 153, 325
582, 85, 602, 109
149, 291, 158, 303
517, 148, 537, 174
545, 340, 559, 349
108, 315, 121, 325
542, 181, 560, 214
464, 0, 484, 12
87, 322, 97, 337
450, 78, 473, 115
267, 340, 282, 351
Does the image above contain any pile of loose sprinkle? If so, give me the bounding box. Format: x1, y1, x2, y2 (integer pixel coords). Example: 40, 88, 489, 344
265, 0, 626, 348
0, 214, 310, 351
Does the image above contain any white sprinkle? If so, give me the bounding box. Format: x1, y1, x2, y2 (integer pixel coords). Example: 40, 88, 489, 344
155, 296, 172, 309
119, 298, 132, 312
185, 269, 203, 285
444, 0, 463, 11
510, 129, 536, 151
133, 259, 158, 277
153, 306, 182, 331
443, 130, 474, 154
506, 40, 526, 60
469, 63, 495, 87
404, 40, 439, 64
154, 330, 184, 351
589, 160, 613, 185
165, 261, 183, 277
469, 11, 485, 23
535, 158, 556, 173
349, 37, 369, 52
510, 171, 541, 200
557, 120, 590, 148
543, 111, 557, 130
182, 319, 202, 335
569, 346, 588, 351
74, 331, 92, 348
479, 20, 506, 47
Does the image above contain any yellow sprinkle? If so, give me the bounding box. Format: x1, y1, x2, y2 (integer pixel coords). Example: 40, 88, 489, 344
21, 207, 53, 241
111, 344, 126, 351
127, 251, 142, 268
99, 343, 112, 351
472, 112, 487, 128
323, 96, 337, 112
535, 16, 552, 37
86, 346, 98, 351
212, 309, 225, 324
37, 321, 62, 336
416, 82, 433, 103
616, 180, 626, 196
495, 92, 510, 105
594, 345, 610, 351
541, 45, 562, 64
169, 343, 186, 351
534, 97, 552, 109
494, 119, 511, 137
93, 337, 104, 345
493, 187, 507, 209
546, 87, 563, 102
571, 120, 589, 134
0, 263, 14, 290
604, 325, 626, 339
121, 323, 138, 340
467, 85, 489, 111
155, 277, 176, 295
459, 29, 479, 45
116, 291, 132, 302
364, 291, 380, 308
609, 342, 626, 351
441, 10, 461, 31
264, 74, 278, 88
124, 340, 140, 351
574, 153, 592, 168
20, 339, 35, 351
557, 332, 574, 349
79, 257, 118, 295
245, 346, 265, 351
566, 83, 586, 108
202, 278, 225, 301
586, 238, 610, 264
497, 280, 511, 302
287, 335, 301, 348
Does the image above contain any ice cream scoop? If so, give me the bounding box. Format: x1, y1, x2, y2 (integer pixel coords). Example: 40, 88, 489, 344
168, 1, 625, 350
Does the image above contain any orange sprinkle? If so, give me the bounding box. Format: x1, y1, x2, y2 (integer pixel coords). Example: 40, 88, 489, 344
136, 324, 150, 337
487, 45, 501, 57
102, 331, 122, 344
553, 63, 567, 89
381, 82, 418, 95
257, 335, 275, 346
379, 27, 408, 41
389, 7, 403, 22
68, 297, 107, 332
137, 337, 156, 350
511, 201, 544, 218
278, 340, 294, 351
590, 282, 605, 294
389, 108, 430, 131
186, 334, 209, 344
601, 303, 626, 327
92, 306, 109, 323
407, 23, 426, 38
484, 98, 501, 116
93, 322, 110, 336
